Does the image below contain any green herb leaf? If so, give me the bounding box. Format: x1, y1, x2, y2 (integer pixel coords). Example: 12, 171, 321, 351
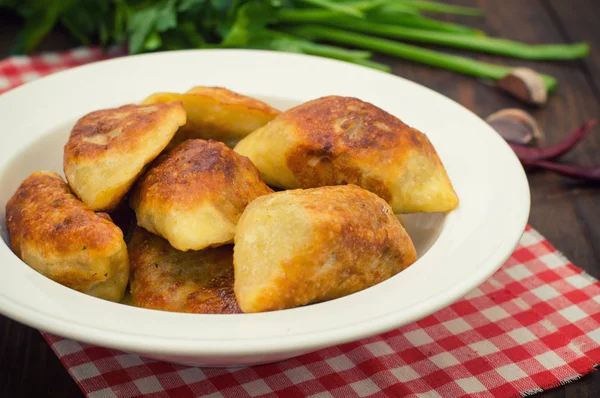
178, 0, 208, 12
128, 7, 159, 54
0, 0, 19, 8
211, 0, 235, 12
144, 30, 163, 51
113, 0, 130, 43
9, 0, 75, 54
155, 0, 177, 32
127, 0, 178, 54
161, 21, 206, 50
221, 1, 278, 47
297, 0, 364, 18
60, 0, 111, 46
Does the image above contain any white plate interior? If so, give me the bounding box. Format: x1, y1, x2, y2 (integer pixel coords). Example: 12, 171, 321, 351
0, 50, 529, 361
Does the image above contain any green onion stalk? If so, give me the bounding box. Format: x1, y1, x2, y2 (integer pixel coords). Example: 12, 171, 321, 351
278, 11, 589, 60
390, 0, 484, 16
283, 25, 558, 91
277, 9, 483, 35
330, 0, 484, 16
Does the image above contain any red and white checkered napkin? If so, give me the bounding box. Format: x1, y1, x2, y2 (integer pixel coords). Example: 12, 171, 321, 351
0, 46, 125, 94
3, 48, 600, 397
37, 226, 600, 398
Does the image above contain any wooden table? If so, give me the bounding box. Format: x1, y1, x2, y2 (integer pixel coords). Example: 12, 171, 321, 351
1, 1, 598, 397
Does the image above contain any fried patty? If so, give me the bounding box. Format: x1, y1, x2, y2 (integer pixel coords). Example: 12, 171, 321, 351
142, 86, 280, 145
131, 139, 272, 251
233, 184, 417, 313
234, 95, 459, 214
64, 102, 186, 211
5, 171, 129, 302
128, 227, 241, 314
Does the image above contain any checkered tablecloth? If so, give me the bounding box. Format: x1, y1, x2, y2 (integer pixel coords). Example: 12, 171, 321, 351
2, 48, 600, 398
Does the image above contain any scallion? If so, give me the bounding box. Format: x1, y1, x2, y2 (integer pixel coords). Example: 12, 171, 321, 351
284, 25, 558, 91
276, 9, 482, 36
302, 18, 589, 60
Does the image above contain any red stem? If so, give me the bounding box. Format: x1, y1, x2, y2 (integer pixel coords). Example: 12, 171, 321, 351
523, 160, 600, 182
509, 119, 597, 161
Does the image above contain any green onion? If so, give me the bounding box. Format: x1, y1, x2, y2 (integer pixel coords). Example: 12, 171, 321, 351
330, 0, 483, 16
283, 25, 558, 91
277, 9, 342, 23
300, 43, 391, 71
341, 0, 394, 12
296, 0, 365, 18
297, 41, 373, 61
367, 9, 483, 35
350, 58, 393, 72
395, 0, 483, 16
277, 9, 482, 36
232, 28, 389, 72
298, 41, 391, 72
305, 18, 589, 60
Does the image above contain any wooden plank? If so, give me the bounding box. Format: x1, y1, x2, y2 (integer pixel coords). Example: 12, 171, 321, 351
546, 0, 600, 102
471, 0, 600, 272
0, 317, 82, 397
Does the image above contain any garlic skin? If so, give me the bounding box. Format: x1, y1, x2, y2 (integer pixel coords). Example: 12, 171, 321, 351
496, 67, 548, 106
486, 108, 542, 145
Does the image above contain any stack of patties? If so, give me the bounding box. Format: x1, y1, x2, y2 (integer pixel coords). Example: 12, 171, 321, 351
6, 87, 458, 314
6, 101, 187, 303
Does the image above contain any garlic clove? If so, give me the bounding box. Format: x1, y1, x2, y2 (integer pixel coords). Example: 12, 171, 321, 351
486, 108, 542, 145
496, 67, 548, 106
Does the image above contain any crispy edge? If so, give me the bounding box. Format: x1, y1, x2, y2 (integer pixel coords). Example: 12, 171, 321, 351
128, 227, 241, 314
5, 171, 129, 300
64, 102, 186, 161
131, 139, 273, 218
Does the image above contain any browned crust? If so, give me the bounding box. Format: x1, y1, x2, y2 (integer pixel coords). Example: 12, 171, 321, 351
5, 171, 126, 290
283, 96, 448, 201
128, 227, 241, 314
63, 102, 185, 161
6, 172, 124, 256
131, 139, 272, 221
235, 184, 417, 312
282, 185, 416, 305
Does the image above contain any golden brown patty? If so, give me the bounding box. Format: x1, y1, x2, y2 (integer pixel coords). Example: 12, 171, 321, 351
64, 102, 186, 211
234, 95, 459, 214
5, 171, 129, 302
233, 184, 417, 313
142, 86, 280, 145
128, 227, 241, 314
131, 139, 273, 251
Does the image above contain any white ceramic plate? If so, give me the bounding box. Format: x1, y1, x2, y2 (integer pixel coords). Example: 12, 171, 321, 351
0, 49, 529, 367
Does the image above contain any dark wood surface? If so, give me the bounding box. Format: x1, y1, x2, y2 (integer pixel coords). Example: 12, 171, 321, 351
1, 1, 599, 397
